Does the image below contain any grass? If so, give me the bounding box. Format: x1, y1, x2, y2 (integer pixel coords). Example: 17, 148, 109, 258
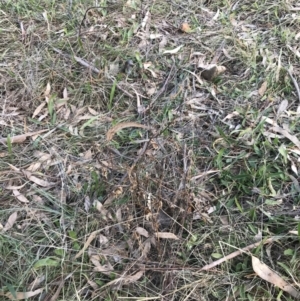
1, 0, 300, 300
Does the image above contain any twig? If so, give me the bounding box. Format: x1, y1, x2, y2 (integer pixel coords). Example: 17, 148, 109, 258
52, 47, 100, 74
144, 62, 176, 112
78, 6, 108, 36
137, 236, 285, 272
52, 47, 135, 98
199, 236, 283, 271
211, 39, 226, 64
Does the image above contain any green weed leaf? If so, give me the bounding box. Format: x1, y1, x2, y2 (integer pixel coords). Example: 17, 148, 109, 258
34, 257, 60, 268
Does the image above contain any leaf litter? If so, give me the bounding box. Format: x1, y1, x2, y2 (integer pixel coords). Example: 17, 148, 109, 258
2, 0, 300, 300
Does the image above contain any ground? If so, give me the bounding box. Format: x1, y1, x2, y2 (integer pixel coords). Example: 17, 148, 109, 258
1, 0, 300, 300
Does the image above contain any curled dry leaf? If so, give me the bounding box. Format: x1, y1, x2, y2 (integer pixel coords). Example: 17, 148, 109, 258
106, 122, 150, 141
252, 256, 300, 298
3, 212, 18, 232
90, 254, 114, 274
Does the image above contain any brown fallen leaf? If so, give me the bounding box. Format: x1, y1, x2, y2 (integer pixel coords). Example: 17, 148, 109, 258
32, 102, 46, 118
181, 22, 192, 33
49, 278, 65, 301
136, 227, 149, 238
22, 170, 55, 187
13, 190, 30, 203
163, 45, 184, 55
0, 130, 48, 145
155, 232, 179, 240
3, 212, 18, 232
2, 288, 44, 300
252, 256, 300, 298
258, 81, 268, 96
5, 184, 26, 190
106, 122, 150, 141
100, 270, 144, 290
74, 229, 102, 259
28, 275, 45, 291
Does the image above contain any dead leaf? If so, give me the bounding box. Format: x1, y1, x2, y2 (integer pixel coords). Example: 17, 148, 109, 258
252, 256, 300, 298
3, 212, 18, 232
83, 148, 93, 159
74, 229, 102, 259
181, 23, 192, 33
5, 184, 26, 190
101, 270, 144, 290
13, 190, 30, 203
44, 82, 51, 97
262, 117, 300, 148
106, 122, 150, 141
93, 263, 114, 273
159, 36, 168, 53
141, 10, 150, 29
32, 102, 46, 118
94, 200, 108, 218
98, 234, 109, 245
90, 254, 114, 274
28, 275, 45, 291
155, 232, 179, 240
88, 107, 98, 115
63, 87, 68, 99
136, 227, 149, 238
0, 130, 48, 145
141, 239, 152, 259
23, 170, 55, 187
84, 196, 91, 212
149, 33, 163, 39
287, 44, 300, 59
163, 45, 184, 54
27, 162, 42, 172
277, 99, 288, 117
2, 288, 44, 300
122, 270, 144, 285
212, 8, 220, 20
258, 81, 268, 96
49, 278, 65, 301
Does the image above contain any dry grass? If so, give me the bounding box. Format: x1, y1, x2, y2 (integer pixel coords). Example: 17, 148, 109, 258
1, 0, 300, 300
